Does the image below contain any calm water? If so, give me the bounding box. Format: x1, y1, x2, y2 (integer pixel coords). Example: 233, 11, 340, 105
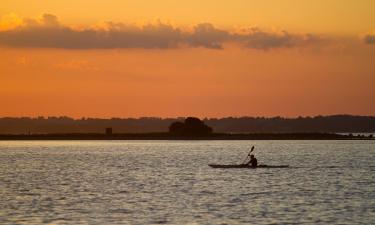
0, 140, 374, 225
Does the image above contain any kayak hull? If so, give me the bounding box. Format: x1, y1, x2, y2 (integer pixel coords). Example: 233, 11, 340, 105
208, 164, 289, 168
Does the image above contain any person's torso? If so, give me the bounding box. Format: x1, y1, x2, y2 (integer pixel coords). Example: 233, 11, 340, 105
250, 158, 258, 167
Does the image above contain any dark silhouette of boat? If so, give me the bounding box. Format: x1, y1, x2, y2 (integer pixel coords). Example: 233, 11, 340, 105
208, 164, 289, 168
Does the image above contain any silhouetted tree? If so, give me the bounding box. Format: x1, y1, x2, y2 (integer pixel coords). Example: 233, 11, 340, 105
183, 117, 213, 135
169, 117, 213, 136
169, 121, 184, 134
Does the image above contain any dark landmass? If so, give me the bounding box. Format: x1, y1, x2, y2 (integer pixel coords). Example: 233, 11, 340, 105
0, 132, 373, 140
169, 117, 213, 136
0, 115, 375, 135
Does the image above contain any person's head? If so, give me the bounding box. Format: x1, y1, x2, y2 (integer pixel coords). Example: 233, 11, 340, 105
250, 154, 255, 159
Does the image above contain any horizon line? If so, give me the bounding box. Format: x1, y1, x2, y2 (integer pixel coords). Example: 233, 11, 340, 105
1, 114, 375, 120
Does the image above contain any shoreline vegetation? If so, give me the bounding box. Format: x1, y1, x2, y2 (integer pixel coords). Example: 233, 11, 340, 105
1, 115, 375, 134
0, 116, 373, 140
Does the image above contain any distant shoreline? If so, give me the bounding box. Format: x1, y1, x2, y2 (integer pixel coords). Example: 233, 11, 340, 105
0, 133, 373, 140
1, 115, 375, 135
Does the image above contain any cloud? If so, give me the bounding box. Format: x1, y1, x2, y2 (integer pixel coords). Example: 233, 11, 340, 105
364, 33, 375, 44
235, 28, 317, 50
187, 23, 230, 49
0, 13, 318, 50
0, 14, 183, 49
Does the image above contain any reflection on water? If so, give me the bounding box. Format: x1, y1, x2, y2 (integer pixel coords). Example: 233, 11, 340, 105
0, 140, 374, 224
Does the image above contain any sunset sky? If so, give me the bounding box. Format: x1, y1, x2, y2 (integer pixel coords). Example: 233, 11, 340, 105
1, 0, 375, 118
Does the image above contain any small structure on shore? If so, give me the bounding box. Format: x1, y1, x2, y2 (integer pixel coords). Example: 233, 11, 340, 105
105, 127, 113, 135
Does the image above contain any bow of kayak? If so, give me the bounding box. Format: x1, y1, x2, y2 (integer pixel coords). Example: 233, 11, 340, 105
208, 164, 289, 168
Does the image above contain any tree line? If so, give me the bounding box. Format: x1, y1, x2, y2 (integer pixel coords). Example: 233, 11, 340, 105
0, 115, 374, 134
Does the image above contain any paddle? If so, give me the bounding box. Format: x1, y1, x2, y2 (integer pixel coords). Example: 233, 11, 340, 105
241, 146, 254, 164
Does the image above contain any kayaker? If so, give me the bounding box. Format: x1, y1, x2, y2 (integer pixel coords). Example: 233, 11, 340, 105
247, 154, 258, 167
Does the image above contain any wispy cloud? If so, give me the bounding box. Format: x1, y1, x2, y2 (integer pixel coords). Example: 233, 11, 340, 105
0, 13, 320, 50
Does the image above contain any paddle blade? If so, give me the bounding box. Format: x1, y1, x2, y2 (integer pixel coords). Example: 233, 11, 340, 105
247, 146, 255, 156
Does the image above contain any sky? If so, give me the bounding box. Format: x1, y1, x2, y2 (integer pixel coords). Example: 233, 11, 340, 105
1, 0, 375, 118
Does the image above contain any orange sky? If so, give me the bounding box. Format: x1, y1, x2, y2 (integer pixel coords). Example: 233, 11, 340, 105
1, 1, 375, 118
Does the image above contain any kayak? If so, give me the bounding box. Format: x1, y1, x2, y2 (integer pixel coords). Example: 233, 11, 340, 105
208, 164, 289, 168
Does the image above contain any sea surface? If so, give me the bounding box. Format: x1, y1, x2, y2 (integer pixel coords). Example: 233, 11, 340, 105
0, 140, 374, 225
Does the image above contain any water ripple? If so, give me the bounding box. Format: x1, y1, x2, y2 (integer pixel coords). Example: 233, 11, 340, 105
0, 140, 374, 224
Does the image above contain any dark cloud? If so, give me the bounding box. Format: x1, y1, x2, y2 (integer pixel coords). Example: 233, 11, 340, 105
0, 13, 318, 50
187, 23, 230, 49
235, 28, 320, 50
237, 28, 295, 49
0, 15, 183, 49
364, 34, 375, 44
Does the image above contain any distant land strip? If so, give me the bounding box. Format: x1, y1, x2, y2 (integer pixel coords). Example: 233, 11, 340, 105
1, 115, 375, 134
0, 133, 373, 140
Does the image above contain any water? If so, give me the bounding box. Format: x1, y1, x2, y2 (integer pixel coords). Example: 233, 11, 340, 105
0, 140, 374, 225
